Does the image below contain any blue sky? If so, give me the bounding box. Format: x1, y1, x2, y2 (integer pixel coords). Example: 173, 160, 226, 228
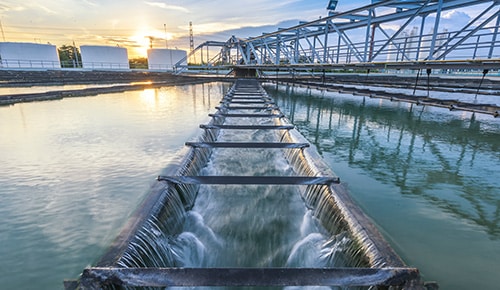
0, 0, 368, 57
0, 0, 488, 58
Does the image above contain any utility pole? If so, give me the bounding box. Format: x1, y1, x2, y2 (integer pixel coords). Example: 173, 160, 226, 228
189, 21, 195, 63
147, 36, 153, 49
72, 40, 80, 68
164, 24, 168, 49
189, 22, 194, 52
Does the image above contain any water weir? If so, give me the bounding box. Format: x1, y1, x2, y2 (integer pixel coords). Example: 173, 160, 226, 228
66, 79, 425, 289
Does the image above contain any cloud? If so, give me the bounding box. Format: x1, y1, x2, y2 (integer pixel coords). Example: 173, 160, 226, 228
192, 22, 263, 35
34, 3, 57, 15
82, 0, 99, 7
145, 1, 190, 13
0, 3, 26, 13
188, 19, 307, 44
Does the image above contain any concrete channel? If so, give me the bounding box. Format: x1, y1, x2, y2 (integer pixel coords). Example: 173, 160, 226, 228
65, 78, 431, 289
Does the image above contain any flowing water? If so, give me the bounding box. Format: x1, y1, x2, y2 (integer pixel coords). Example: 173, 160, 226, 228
0, 80, 499, 289
187, 116, 335, 270
111, 82, 365, 290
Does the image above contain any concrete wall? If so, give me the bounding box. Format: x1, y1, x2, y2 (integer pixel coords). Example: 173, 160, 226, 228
147, 49, 187, 71
0, 42, 60, 69
80, 45, 129, 69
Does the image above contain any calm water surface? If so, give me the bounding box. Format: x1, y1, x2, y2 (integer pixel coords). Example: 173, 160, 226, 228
0, 83, 228, 289
1, 81, 499, 290
266, 84, 500, 290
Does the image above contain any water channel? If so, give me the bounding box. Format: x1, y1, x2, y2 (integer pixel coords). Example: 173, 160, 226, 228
0, 81, 498, 289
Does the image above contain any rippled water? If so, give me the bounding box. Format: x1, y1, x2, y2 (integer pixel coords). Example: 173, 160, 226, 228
0, 83, 228, 289
266, 83, 500, 290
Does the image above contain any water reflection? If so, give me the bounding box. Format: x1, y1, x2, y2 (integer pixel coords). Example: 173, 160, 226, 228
0, 82, 228, 290
267, 84, 500, 240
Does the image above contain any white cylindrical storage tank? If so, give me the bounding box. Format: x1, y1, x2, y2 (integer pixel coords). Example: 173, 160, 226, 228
147, 49, 187, 71
80, 45, 129, 69
0, 42, 60, 69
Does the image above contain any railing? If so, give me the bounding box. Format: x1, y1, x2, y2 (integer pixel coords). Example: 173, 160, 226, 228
293, 26, 500, 65
0, 59, 61, 69
148, 64, 174, 70
81, 62, 130, 70
0, 59, 131, 70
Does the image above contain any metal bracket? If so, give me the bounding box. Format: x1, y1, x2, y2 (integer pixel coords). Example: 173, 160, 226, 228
200, 124, 294, 130
157, 175, 340, 185
185, 142, 309, 148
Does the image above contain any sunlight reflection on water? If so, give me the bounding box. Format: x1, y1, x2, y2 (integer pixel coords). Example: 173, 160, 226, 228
0, 83, 228, 289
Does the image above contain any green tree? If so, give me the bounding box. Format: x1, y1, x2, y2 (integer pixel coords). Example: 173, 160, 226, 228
129, 57, 148, 69
58, 44, 82, 68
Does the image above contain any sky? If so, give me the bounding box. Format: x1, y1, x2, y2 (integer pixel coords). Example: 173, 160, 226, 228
0, 0, 368, 58
0, 0, 492, 58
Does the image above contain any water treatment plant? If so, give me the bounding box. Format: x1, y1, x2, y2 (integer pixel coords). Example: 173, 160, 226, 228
1, 1, 500, 289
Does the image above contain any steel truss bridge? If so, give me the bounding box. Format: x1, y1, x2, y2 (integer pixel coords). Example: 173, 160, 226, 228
175, 0, 500, 74
174, 0, 500, 117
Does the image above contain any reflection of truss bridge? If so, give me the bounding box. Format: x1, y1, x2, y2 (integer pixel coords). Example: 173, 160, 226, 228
274, 85, 500, 240
175, 0, 500, 73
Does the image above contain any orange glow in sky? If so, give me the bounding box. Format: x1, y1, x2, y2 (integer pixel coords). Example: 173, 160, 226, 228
0, 1, 482, 59
0, 0, 334, 58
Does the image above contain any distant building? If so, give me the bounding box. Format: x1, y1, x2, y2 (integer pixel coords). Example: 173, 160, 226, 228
0, 42, 60, 69
80, 45, 129, 69
147, 49, 187, 71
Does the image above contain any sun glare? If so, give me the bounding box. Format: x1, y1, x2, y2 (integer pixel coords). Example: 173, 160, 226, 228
130, 27, 174, 58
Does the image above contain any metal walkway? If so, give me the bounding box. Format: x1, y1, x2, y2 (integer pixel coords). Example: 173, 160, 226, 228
69, 79, 428, 289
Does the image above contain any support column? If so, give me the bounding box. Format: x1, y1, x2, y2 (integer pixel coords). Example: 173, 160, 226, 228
488, 13, 500, 59
427, 0, 443, 60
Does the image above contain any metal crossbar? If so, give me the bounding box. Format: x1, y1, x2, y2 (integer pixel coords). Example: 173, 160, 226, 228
215, 106, 276, 110
225, 96, 269, 100
157, 175, 340, 185
200, 124, 294, 130
222, 100, 274, 104
185, 142, 309, 148
231, 93, 264, 96
81, 267, 421, 287
209, 113, 284, 118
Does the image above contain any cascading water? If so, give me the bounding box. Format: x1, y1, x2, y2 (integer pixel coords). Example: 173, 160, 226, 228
116, 86, 342, 272
192, 121, 309, 269
75, 79, 421, 289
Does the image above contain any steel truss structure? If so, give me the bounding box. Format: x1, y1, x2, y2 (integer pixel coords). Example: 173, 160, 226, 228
176, 0, 500, 73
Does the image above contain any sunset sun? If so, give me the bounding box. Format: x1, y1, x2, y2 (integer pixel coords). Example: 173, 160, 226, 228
130, 27, 173, 58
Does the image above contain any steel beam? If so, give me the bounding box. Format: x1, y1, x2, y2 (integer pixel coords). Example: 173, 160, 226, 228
185, 142, 309, 149
81, 267, 421, 288
157, 175, 340, 185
